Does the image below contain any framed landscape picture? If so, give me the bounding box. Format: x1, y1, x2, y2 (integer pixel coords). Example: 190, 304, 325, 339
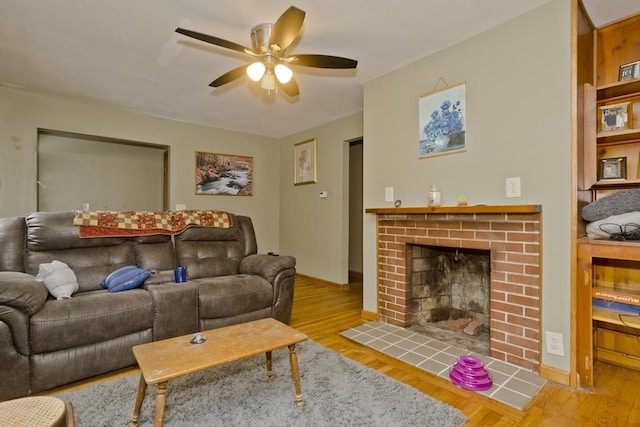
195, 151, 253, 196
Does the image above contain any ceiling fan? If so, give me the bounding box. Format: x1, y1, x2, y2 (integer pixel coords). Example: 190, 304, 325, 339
175, 5, 358, 97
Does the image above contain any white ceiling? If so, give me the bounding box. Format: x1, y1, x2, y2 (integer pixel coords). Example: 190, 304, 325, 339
1, 0, 638, 138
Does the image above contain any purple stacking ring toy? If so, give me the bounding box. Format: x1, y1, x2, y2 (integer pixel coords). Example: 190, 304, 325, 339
449, 355, 493, 391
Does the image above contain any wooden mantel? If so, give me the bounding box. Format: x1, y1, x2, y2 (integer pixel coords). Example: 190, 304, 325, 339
365, 204, 541, 215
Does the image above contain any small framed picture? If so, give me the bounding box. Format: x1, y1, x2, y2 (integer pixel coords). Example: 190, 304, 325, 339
598, 157, 627, 180
294, 138, 317, 185
619, 61, 640, 81
599, 102, 632, 132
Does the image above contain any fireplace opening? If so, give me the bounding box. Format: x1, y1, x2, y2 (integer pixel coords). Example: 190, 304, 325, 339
407, 244, 491, 356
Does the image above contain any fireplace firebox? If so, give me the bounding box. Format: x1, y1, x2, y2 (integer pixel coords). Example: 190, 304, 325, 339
408, 244, 491, 354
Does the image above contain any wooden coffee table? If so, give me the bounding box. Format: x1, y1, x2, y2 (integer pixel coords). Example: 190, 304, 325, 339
130, 318, 308, 427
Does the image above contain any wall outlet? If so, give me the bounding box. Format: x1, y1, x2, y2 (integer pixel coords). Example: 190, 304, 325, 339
385, 187, 394, 202
506, 177, 521, 198
176, 204, 186, 211
545, 331, 564, 356
319, 191, 328, 198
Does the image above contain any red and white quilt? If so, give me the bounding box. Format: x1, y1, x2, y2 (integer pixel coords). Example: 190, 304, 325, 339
73, 210, 232, 238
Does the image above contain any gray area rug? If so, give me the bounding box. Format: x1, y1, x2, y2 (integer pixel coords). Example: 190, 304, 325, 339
57, 340, 466, 426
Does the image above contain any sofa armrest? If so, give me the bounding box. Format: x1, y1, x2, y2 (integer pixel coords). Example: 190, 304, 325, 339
0, 272, 49, 315
0, 272, 46, 359
240, 254, 296, 324
146, 282, 198, 341
239, 254, 296, 283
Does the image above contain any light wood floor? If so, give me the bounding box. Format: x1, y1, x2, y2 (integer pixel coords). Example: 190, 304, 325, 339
48, 275, 640, 426
289, 276, 640, 427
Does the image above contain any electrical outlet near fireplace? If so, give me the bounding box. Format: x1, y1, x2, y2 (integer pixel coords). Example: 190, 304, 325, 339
545, 331, 564, 356
506, 177, 521, 198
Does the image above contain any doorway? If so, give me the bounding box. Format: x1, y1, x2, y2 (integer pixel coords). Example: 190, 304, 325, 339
348, 138, 363, 281
37, 129, 168, 212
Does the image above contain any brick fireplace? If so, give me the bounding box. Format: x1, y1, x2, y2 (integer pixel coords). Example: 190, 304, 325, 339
367, 205, 542, 370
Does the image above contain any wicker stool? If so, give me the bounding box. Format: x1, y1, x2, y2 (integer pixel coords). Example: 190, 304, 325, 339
0, 396, 75, 427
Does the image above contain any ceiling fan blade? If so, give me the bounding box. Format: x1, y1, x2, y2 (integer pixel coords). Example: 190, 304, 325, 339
209, 65, 249, 87
280, 77, 300, 97
291, 54, 358, 69
176, 28, 250, 54
269, 6, 305, 52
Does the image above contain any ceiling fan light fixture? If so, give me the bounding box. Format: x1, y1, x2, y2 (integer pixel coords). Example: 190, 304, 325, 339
246, 62, 266, 81
176, 5, 358, 97
274, 64, 293, 84
261, 71, 276, 90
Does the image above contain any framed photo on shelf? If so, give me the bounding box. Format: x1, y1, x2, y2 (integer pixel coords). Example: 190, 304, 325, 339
599, 102, 632, 132
618, 60, 640, 81
294, 138, 317, 185
598, 157, 627, 180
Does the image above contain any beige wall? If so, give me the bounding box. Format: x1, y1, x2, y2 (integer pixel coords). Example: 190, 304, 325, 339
0, 0, 573, 372
0, 87, 280, 249
278, 112, 363, 285
363, 0, 572, 371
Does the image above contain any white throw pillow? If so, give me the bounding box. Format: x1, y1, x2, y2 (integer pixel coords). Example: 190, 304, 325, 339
35, 260, 79, 300
586, 211, 640, 240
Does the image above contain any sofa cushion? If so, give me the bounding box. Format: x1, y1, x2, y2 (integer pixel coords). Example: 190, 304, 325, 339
29, 289, 153, 354
25, 211, 136, 292
26, 211, 130, 251
176, 241, 243, 279
26, 247, 135, 293
133, 237, 175, 271
0, 217, 25, 272
174, 215, 251, 279
195, 275, 273, 319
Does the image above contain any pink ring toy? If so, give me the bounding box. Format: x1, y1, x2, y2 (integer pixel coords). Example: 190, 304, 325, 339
449, 355, 493, 391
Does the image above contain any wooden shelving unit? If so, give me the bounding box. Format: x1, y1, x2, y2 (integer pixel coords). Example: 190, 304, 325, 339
575, 12, 640, 388
576, 238, 640, 386
582, 78, 640, 195
596, 78, 640, 101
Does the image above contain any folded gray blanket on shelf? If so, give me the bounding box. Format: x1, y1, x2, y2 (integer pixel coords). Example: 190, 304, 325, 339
582, 189, 640, 222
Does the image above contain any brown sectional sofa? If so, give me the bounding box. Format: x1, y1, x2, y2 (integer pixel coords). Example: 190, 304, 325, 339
0, 211, 296, 401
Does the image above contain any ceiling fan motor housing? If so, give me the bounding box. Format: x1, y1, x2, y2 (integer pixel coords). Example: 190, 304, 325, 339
250, 23, 272, 53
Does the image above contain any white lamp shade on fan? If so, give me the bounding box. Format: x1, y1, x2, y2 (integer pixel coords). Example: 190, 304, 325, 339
246, 62, 266, 81
274, 64, 293, 84
261, 71, 276, 90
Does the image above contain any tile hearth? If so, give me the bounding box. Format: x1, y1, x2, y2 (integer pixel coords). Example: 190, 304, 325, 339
341, 321, 546, 410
